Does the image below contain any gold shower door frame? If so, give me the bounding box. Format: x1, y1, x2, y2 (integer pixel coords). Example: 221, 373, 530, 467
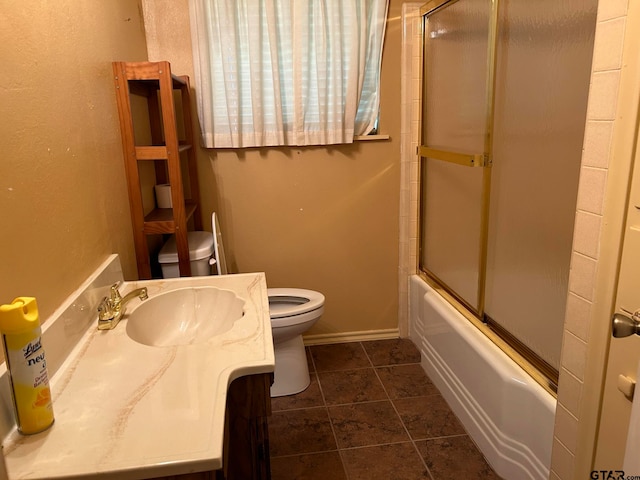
418, 0, 560, 392
418, 0, 498, 318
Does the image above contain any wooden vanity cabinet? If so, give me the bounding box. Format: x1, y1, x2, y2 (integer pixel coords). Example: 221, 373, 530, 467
149, 372, 273, 480
219, 373, 273, 480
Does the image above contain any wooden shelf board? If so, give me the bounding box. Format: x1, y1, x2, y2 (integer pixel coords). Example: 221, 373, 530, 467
135, 146, 168, 160
143, 202, 198, 234
134, 144, 191, 160
171, 74, 187, 88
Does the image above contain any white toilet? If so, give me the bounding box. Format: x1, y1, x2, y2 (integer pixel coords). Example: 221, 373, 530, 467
157, 214, 325, 398
268, 288, 325, 397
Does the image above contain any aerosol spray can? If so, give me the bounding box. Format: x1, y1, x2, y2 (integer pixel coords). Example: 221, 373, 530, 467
0, 297, 54, 434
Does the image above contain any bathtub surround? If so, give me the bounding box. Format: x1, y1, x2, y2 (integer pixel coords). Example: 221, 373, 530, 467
397, 2, 423, 337
409, 278, 555, 480
566, 1, 640, 475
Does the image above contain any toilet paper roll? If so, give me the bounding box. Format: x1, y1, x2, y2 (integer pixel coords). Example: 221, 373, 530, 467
623, 360, 640, 474
155, 184, 172, 209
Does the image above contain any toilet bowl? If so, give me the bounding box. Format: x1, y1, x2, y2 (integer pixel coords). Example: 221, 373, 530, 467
157, 215, 324, 397
268, 288, 324, 397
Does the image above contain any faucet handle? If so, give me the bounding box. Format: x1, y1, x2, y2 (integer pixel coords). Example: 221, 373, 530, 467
109, 282, 123, 304
97, 296, 113, 321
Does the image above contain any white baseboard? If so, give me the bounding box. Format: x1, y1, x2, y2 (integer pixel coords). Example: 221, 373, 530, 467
303, 328, 400, 346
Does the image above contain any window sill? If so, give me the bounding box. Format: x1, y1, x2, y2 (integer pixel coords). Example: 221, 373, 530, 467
354, 134, 390, 141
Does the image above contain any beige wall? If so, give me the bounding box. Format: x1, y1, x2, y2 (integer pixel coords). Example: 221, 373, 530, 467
0, 1, 147, 321
0, 0, 403, 336
142, 0, 405, 338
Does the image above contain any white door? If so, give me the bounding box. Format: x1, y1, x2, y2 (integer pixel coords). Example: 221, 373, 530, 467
593, 130, 640, 470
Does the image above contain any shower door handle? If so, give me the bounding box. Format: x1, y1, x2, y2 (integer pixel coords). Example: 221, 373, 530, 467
612, 312, 640, 338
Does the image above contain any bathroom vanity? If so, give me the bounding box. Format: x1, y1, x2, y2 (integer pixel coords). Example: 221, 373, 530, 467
147, 372, 273, 480
0, 257, 275, 480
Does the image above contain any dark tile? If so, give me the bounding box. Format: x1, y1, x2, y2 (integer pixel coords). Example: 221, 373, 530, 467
416, 436, 501, 479
271, 374, 324, 411
328, 401, 408, 448
341, 443, 430, 480
310, 343, 371, 372
393, 395, 466, 440
268, 407, 336, 457
376, 364, 439, 399
362, 338, 421, 366
270, 451, 347, 480
318, 368, 387, 405
267, 341, 488, 479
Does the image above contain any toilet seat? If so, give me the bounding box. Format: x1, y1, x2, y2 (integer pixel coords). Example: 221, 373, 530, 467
268, 288, 325, 325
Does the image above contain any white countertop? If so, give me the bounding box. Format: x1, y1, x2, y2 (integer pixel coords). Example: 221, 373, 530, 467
2, 272, 275, 480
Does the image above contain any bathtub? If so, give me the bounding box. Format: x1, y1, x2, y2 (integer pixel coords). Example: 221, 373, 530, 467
409, 275, 556, 480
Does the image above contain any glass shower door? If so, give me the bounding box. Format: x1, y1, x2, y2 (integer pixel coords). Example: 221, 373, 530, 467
419, 0, 597, 383
483, 0, 597, 374
420, 0, 494, 313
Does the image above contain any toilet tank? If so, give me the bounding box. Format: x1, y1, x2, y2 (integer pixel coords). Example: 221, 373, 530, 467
158, 231, 214, 278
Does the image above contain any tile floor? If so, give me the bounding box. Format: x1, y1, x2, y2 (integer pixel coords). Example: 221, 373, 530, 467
268, 339, 501, 480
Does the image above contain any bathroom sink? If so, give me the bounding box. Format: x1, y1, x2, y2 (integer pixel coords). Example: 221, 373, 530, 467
125, 286, 245, 347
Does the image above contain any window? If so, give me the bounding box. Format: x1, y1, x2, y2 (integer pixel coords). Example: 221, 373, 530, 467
189, 0, 389, 148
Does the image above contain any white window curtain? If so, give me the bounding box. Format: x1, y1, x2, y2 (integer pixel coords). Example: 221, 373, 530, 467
188, 0, 389, 148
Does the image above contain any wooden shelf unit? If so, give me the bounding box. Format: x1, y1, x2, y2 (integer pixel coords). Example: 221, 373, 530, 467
113, 61, 202, 279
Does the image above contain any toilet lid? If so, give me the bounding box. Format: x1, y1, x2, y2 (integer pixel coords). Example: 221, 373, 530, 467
267, 288, 325, 319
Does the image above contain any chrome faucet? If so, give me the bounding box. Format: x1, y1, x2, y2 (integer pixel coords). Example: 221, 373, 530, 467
97, 282, 148, 330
